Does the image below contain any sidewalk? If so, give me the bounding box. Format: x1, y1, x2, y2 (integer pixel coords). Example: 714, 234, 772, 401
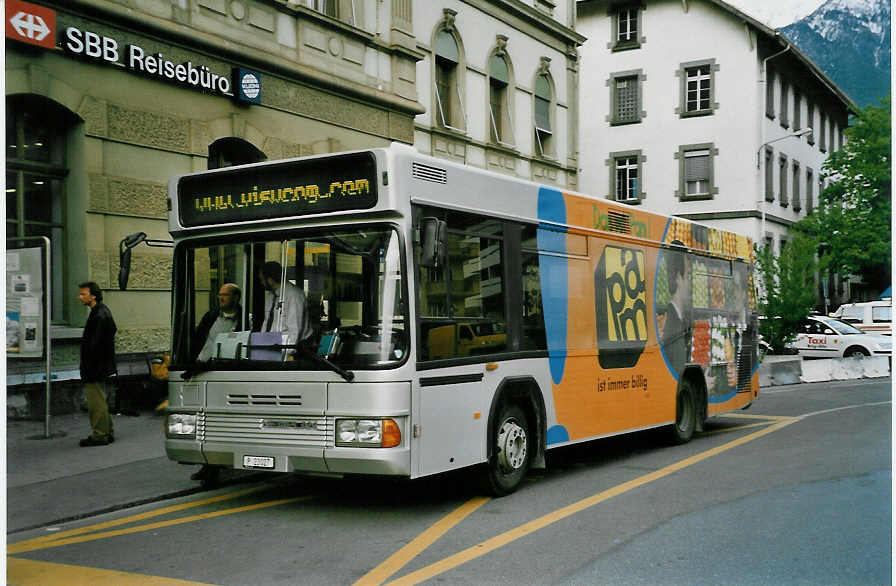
6, 409, 204, 534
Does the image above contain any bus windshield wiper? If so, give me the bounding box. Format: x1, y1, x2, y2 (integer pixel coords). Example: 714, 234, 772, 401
180, 360, 216, 380
297, 345, 355, 382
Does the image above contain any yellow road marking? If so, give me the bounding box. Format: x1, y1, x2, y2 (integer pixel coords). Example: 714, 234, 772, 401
700, 422, 772, 435
723, 413, 794, 421
386, 417, 799, 585
7, 557, 213, 585
15, 486, 267, 549
353, 497, 490, 586
9, 495, 312, 554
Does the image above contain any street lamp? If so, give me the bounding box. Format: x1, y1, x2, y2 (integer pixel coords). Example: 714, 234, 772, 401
755, 126, 813, 246
755, 127, 813, 167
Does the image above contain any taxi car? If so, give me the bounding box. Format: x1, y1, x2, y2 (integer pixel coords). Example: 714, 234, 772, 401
789, 315, 892, 358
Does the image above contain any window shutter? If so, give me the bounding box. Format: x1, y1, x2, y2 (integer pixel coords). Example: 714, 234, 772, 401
684, 151, 710, 181
436, 30, 459, 63
489, 55, 509, 84
615, 77, 638, 122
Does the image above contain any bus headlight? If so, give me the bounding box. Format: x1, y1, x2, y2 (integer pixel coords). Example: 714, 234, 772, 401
167, 413, 197, 439
336, 418, 401, 448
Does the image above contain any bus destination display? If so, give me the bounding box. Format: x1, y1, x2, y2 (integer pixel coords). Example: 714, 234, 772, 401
177, 151, 378, 227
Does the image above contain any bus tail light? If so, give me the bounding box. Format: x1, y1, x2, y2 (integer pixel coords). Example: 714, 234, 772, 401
336, 418, 401, 448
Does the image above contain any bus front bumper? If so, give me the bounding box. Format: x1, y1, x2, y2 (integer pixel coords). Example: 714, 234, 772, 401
166, 439, 411, 477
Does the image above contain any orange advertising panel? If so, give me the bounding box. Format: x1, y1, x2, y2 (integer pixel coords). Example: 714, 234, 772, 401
539, 189, 758, 445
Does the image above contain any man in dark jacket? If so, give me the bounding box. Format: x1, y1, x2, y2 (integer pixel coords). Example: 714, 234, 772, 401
78, 281, 117, 447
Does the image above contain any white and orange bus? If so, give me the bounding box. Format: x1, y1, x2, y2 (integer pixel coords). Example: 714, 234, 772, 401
163, 143, 759, 495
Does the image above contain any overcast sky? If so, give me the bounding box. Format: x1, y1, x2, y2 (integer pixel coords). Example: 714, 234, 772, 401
726, 0, 827, 27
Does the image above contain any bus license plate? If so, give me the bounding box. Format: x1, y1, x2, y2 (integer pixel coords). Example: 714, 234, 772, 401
243, 455, 274, 469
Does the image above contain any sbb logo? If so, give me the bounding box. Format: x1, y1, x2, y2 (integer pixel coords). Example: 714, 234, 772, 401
6, 0, 56, 49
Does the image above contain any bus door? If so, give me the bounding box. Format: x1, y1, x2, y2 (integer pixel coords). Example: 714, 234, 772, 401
415, 368, 486, 477
413, 208, 508, 477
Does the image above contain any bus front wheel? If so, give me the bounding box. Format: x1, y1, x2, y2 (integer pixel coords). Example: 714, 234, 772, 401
671, 379, 697, 445
481, 403, 531, 497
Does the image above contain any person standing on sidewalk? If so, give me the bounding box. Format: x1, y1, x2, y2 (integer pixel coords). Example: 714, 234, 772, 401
78, 281, 117, 447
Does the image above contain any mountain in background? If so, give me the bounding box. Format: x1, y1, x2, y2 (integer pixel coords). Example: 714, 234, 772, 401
781, 0, 890, 108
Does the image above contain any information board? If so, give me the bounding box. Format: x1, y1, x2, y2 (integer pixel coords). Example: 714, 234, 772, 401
6, 246, 45, 358
177, 151, 378, 227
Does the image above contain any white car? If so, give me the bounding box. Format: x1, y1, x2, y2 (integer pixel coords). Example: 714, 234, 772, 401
790, 315, 892, 358
831, 300, 892, 336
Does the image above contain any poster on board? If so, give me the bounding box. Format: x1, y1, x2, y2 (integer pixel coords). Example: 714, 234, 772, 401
7, 247, 45, 358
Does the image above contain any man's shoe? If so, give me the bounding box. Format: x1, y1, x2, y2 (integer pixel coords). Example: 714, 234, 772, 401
79, 435, 109, 447
108, 434, 115, 443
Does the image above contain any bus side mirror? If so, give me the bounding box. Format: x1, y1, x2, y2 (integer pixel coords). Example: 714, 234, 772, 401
118, 232, 147, 290
420, 217, 446, 268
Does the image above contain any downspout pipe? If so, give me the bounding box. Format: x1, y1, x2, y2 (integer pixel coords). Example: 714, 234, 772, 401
757, 37, 791, 248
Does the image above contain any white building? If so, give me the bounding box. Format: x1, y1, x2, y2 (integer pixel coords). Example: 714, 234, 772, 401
577, 0, 855, 253
413, 1, 585, 188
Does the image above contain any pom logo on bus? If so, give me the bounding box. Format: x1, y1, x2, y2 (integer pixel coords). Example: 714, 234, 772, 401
595, 246, 648, 368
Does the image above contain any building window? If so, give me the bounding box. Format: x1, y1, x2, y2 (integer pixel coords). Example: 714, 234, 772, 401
308, 0, 338, 18
677, 143, 716, 200
793, 88, 801, 130
208, 137, 266, 170
778, 154, 788, 207
807, 101, 815, 144
679, 60, 716, 117
610, 71, 642, 125
535, 0, 555, 15
488, 52, 514, 146
534, 71, 554, 158
779, 79, 789, 128
792, 161, 801, 211
610, 150, 643, 203
764, 147, 774, 201
765, 66, 775, 119
434, 28, 465, 132
6, 96, 74, 322
819, 111, 827, 152
806, 167, 814, 213
612, 6, 641, 51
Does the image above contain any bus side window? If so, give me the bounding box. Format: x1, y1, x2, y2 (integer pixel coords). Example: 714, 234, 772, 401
521, 225, 547, 351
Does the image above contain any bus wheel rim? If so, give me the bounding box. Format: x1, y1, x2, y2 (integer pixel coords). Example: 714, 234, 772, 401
497, 419, 527, 472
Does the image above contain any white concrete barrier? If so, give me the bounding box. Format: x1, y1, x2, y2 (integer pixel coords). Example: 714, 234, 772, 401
830, 357, 865, 380
760, 356, 803, 386
862, 356, 891, 378
800, 359, 833, 383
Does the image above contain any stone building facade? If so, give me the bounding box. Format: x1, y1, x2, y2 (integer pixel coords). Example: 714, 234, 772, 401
413, 0, 584, 188
6, 0, 424, 411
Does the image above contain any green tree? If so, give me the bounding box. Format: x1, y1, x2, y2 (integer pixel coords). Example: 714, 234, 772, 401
755, 234, 819, 354
795, 96, 891, 293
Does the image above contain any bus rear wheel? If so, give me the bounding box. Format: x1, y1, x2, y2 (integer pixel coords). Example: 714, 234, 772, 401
481, 404, 531, 497
671, 379, 697, 445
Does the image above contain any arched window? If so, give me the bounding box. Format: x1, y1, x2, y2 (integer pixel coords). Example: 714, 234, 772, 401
6, 95, 77, 321
208, 137, 266, 170
488, 52, 514, 145
534, 72, 554, 157
434, 29, 465, 131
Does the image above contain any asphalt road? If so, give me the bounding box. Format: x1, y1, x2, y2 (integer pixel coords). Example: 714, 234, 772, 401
7, 378, 891, 585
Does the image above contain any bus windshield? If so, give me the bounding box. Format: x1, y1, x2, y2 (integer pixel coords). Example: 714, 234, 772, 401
171, 225, 407, 371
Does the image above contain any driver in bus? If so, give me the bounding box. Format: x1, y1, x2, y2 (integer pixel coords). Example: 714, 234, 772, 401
193, 283, 243, 362
258, 261, 313, 346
